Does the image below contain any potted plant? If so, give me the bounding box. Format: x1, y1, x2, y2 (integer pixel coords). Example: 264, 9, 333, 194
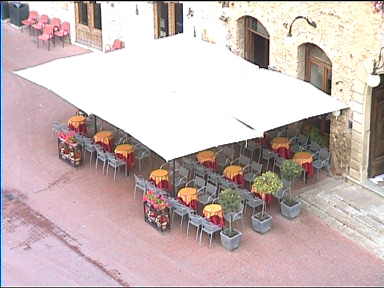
251, 171, 283, 233
279, 160, 303, 219
218, 188, 243, 251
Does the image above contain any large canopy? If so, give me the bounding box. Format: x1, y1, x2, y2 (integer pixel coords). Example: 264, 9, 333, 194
14, 34, 348, 162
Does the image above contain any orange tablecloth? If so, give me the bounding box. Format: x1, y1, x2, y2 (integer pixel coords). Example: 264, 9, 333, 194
197, 151, 216, 164
177, 187, 198, 205
115, 144, 135, 168
68, 115, 86, 129
203, 204, 223, 219
292, 152, 313, 166
149, 169, 169, 186
271, 137, 290, 150
223, 165, 243, 180
94, 131, 113, 145
115, 144, 134, 157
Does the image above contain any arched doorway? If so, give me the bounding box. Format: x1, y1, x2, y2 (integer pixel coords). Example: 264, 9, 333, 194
242, 16, 270, 68
368, 75, 384, 178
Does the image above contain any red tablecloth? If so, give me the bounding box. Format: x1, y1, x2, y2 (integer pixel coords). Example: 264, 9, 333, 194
209, 215, 224, 228
272, 147, 293, 159
202, 160, 217, 170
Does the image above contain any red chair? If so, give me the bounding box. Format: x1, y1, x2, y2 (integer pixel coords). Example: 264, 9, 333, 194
50, 17, 62, 32
37, 24, 54, 51
54, 21, 70, 47
21, 11, 39, 34
32, 14, 49, 37
105, 39, 124, 53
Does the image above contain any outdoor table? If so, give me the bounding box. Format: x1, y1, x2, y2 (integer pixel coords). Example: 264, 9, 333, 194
196, 150, 217, 169
114, 144, 134, 176
203, 204, 224, 227
223, 165, 244, 187
93, 130, 114, 152
271, 137, 291, 159
149, 169, 169, 189
292, 151, 314, 180
115, 144, 134, 167
68, 115, 87, 134
177, 187, 198, 210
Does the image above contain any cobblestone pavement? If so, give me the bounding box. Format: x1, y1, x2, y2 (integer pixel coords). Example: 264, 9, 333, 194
3, 22, 384, 287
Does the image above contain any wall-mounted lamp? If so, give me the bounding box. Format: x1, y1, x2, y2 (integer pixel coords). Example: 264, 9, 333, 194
286, 16, 317, 37
332, 110, 341, 117
367, 47, 384, 88
187, 8, 194, 18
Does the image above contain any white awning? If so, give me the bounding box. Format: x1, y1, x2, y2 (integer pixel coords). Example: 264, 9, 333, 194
14, 34, 348, 162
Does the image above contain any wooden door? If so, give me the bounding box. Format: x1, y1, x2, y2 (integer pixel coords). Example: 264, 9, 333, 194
369, 77, 384, 178
74, 1, 102, 50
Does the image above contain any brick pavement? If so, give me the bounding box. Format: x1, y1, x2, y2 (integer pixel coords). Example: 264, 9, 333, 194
3, 22, 384, 286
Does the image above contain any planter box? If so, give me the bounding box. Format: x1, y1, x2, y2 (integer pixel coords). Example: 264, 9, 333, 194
220, 230, 242, 251
143, 201, 170, 233
251, 213, 272, 234
280, 200, 301, 219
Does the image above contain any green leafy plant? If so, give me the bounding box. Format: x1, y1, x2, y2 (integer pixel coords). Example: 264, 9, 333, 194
252, 171, 283, 219
280, 160, 303, 205
218, 188, 242, 237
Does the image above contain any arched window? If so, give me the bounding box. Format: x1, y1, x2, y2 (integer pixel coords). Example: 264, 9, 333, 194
304, 44, 332, 94
243, 16, 270, 68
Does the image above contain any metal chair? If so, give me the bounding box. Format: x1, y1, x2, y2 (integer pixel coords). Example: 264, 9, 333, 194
52, 121, 67, 137
172, 203, 191, 230
262, 149, 276, 171
95, 149, 108, 174
186, 211, 203, 240
273, 156, 286, 174
84, 142, 97, 168
199, 218, 222, 248
231, 154, 251, 167
313, 149, 331, 180
223, 201, 245, 230
134, 173, 147, 200
244, 193, 263, 215
243, 161, 263, 187
135, 149, 150, 171
106, 157, 127, 181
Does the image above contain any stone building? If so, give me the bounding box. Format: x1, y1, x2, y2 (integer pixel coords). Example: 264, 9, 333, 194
19, 1, 384, 195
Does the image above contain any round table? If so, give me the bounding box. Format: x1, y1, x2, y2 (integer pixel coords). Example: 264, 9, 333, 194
203, 204, 223, 219
115, 144, 134, 167
93, 131, 114, 152
292, 152, 313, 166
223, 165, 243, 180
292, 152, 314, 180
177, 187, 198, 205
271, 137, 290, 150
149, 169, 169, 186
68, 115, 86, 134
197, 150, 216, 164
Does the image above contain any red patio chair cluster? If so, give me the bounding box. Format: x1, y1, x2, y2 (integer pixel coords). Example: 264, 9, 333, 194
21, 11, 71, 51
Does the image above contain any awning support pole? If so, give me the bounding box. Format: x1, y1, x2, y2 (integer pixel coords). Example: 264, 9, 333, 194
94, 115, 97, 134
173, 159, 176, 198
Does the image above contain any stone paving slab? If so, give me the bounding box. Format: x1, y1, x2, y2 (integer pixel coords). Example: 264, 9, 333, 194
299, 177, 384, 260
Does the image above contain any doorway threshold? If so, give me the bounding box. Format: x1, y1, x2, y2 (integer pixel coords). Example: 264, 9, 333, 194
345, 175, 384, 198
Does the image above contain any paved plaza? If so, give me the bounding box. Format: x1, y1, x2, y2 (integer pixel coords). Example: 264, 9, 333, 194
3, 22, 384, 287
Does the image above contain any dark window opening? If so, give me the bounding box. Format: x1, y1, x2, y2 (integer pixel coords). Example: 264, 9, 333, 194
79, 2, 88, 26
93, 2, 102, 30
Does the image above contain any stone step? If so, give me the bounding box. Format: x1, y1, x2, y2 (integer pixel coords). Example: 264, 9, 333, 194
300, 192, 384, 260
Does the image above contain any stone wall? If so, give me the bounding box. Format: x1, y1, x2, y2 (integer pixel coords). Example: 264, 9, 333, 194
213, 1, 384, 182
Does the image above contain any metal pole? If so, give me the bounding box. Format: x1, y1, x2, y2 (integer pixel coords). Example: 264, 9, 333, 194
173, 159, 176, 198
94, 115, 97, 134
